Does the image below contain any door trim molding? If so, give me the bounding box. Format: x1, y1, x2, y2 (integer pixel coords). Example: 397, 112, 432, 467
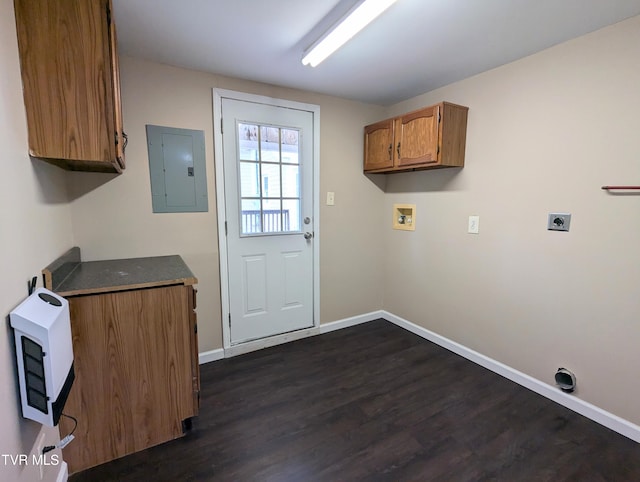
212, 89, 321, 350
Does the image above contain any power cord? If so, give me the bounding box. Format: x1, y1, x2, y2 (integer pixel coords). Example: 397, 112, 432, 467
42, 413, 78, 454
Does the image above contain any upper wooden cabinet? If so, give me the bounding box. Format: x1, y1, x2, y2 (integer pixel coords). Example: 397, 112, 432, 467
364, 102, 468, 173
14, 0, 126, 173
363, 118, 395, 172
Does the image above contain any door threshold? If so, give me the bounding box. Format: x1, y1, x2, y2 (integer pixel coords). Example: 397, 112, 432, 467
225, 325, 319, 357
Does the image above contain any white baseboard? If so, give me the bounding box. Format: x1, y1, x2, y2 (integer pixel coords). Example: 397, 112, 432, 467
382, 310, 640, 443
319, 310, 384, 334
56, 461, 68, 482
198, 348, 225, 365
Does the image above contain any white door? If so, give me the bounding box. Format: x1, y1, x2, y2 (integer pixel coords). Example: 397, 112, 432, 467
221, 97, 315, 344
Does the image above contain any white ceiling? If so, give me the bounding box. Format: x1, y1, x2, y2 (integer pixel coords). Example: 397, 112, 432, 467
112, 0, 640, 106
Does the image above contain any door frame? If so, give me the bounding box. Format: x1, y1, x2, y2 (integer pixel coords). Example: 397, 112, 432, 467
213, 89, 321, 355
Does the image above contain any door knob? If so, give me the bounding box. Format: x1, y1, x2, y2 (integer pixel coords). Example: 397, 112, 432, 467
304, 232, 313, 240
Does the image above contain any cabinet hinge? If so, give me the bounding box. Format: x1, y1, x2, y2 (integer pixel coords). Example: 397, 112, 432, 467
228, 313, 231, 328
225, 221, 228, 236
106, 3, 111, 26
221, 118, 223, 134
194, 322, 198, 334
438, 111, 441, 123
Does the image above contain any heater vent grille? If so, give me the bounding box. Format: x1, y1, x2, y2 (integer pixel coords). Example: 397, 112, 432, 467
21, 337, 48, 414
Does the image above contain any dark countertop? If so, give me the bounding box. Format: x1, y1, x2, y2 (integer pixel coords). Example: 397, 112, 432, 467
43, 248, 197, 296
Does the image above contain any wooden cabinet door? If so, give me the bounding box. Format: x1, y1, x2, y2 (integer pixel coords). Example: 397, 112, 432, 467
14, 0, 124, 172
364, 118, 394, 171
188, 287, 200, 409
107, 0, 126, 170
395, 105, 440, 168
61, 285, 196, 473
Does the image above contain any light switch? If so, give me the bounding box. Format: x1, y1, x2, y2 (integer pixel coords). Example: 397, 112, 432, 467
326, 191, 335, 206
468, 215, 480, 234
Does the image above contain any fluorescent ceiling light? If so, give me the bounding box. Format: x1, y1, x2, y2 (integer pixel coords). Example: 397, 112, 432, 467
302, 0, 398, 67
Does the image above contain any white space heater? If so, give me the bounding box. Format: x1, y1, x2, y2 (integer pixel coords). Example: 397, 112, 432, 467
10, 288, 75, 427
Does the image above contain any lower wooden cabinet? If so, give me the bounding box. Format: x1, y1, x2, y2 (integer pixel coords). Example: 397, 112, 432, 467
60, 284, 199, 474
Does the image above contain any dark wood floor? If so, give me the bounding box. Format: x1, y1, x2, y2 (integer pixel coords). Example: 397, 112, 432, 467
70, 319, 640, 481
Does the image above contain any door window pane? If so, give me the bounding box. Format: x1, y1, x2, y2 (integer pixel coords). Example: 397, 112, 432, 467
239, 162, 260, 197
261, 163, 281, 198
241, 199, 261, 234
282, 165, 299, 198
238, 123, 259, 161
281, 129, 299, 164
282, 199, 301, 232
262, 199, 282, 233
260, 126, 280, 163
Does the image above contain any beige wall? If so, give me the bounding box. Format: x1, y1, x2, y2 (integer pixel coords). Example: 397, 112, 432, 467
4, 1, 639, 475
0, 0, 72, 480
68, 56, 387, 352
382, 15, 640, 425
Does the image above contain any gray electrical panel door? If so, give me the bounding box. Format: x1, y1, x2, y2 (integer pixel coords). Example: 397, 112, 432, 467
146, 125, 208, 213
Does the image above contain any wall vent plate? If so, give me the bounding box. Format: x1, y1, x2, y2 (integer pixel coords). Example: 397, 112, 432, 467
547, 213, 571, 231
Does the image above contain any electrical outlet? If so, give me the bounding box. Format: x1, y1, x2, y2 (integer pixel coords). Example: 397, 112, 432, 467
326, 191, 335, 206
468, 215, 480, 234
548, 213, 571, 231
